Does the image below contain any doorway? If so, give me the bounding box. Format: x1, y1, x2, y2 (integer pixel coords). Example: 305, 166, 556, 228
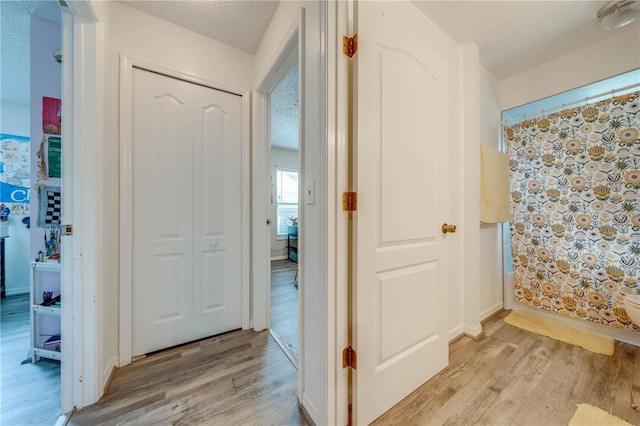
0, 4, 64, 424
268, 58, 300, 364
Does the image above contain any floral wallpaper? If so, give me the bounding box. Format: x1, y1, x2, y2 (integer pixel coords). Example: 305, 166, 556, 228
505, 91, 640, 332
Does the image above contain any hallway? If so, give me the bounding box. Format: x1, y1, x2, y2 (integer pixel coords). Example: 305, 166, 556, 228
66, 308, 640, 425
68, 329, 304, 425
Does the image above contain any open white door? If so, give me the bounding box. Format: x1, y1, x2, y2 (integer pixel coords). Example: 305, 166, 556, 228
353, 1, 451, 424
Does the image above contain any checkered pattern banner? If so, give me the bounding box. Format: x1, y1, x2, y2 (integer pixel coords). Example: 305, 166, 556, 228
37, 185, 61, 228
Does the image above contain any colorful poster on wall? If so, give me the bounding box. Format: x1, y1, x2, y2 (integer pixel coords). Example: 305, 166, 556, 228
0, 134, 31, 203
47, 135, 61, 178
42, 97, 61, 135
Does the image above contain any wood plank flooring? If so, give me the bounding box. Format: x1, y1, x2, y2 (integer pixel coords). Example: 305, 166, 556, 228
0, 294, 61, 426
270, 260, 299, 361
66, 308, 639, 425
373, 310, 640, 426
68, 330, 306, 426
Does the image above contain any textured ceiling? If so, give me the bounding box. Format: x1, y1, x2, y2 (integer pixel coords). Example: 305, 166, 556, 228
4, 0, 637, 109
271, 62, 298, 151
118, 0, 279, 54
412, 0, 640, 80
1, 1, 62, 106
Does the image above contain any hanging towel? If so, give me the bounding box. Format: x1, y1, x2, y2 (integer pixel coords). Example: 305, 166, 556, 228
479, 144, 510, 223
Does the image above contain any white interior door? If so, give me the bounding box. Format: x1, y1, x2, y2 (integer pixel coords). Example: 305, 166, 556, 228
353, 2, 451, 424
191, 84, 243, 339
132, 68, 242, 356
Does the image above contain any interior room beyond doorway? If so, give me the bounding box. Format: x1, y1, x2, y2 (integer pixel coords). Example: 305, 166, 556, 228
269, 59, 300, 365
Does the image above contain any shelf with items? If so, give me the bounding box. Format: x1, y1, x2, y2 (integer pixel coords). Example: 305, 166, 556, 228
30, 261, 61, 363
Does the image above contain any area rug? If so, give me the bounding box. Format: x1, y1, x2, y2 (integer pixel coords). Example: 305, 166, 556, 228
504, 310, 614, 356
568, 404, 632, 426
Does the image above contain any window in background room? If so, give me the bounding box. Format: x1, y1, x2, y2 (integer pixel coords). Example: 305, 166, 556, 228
276, 167, 298, 236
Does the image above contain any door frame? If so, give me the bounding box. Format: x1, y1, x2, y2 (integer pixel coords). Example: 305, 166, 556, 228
328, 1, 350, 423
61, 0, 104, 412
253, 14, 304, 406
252, 16, 301, 334
118, 56, 251, 365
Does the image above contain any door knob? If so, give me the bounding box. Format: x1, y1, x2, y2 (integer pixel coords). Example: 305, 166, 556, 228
442, 223, 457, 234
210, 240, 218, 247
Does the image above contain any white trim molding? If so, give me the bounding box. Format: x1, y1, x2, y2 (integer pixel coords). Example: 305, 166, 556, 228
61, 4, 104, 412
118, 55, 252, 366
253, 14, 302, 333
480, 302, 504, 321
326, 1, 350, 424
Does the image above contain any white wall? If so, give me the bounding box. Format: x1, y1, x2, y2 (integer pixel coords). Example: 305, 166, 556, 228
30, 16, 61, 283
478, 64, 503, 320
500, 26, 640, 110
1, 102, 30, 136
96, 0, 254, 395
270, 147, 298, 259
0, 102, 31, 295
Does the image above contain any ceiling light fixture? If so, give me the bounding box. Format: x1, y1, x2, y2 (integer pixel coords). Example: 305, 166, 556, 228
597, 0, 640, 31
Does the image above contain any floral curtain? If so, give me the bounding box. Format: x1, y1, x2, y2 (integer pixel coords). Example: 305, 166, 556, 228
505, 91, 640, 332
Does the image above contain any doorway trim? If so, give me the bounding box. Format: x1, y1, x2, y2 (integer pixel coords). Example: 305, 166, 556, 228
61, 2, 104, 412
327, 1, 350, 423
118, 56, 251, 365
252, 14, 302, 334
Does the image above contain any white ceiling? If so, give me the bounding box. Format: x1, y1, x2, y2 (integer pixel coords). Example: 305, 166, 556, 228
271, 62, 299, 150
411, 0, 640, 80
3, 0, 638, 109
118, 0, 279, 54
1, 1, 62, 105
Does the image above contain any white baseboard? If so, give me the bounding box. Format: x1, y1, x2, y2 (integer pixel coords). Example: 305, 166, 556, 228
270, 255, 288, 261
102, 356, 119, 394
449, 322, 483, 341
6, 287, 29, 296
463, 323, 483, 338
480, 302, 504, 321
301, 392, 319, 426
449, 325, 464, 341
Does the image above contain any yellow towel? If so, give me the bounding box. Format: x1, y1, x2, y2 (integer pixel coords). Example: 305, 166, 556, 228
479, 144, 510, 223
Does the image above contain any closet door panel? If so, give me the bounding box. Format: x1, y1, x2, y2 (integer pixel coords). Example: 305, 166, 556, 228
192, 84, 243, 338
132, 68, 194, 356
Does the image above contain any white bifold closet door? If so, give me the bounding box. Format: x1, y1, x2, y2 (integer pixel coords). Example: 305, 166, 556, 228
131, 67, 242, 356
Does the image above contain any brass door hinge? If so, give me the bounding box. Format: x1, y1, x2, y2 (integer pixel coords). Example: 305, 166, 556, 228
343, 346, 357, 369
342, 192, 357, 212
343, 34, 358, 58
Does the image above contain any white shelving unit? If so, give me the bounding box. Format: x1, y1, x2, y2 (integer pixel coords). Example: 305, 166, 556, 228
29, 261, 61, 362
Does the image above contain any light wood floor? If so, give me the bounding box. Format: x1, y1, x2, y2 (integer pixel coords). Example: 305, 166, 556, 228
373, 310, 640, 426
0, 294, 61, 426
68, 329, 306, 425
270, 260, 299, 361
66, 308, 639, 426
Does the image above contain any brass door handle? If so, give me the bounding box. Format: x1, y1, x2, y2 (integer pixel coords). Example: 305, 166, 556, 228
442, 223, 457, 234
